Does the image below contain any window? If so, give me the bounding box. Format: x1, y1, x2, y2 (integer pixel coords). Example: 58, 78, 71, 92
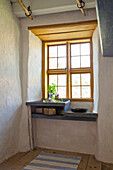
70, 42, 92, 100
43, 39, 93, 101
48, 45, 67, 98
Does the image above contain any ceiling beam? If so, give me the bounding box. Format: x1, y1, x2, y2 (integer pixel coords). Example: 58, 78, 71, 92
17, 0, 33, 20
76, 0, 86, 16
12, 2, 95, 17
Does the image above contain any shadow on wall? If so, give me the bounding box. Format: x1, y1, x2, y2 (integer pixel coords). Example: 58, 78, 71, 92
28, 31, 42, 101
0, 105, 22, 163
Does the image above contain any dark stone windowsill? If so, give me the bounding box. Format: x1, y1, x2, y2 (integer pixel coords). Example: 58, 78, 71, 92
26, 100, 98, 122
32, 111, 98, 122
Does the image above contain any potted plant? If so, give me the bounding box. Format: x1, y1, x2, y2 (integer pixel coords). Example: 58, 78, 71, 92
47, 83, 56, 99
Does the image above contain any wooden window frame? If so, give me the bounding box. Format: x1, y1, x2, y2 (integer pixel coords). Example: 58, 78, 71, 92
42, 38, 93, 102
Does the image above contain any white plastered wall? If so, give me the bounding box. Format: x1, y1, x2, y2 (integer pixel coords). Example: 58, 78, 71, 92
1, 0, 113, 164
33, 26, 99, 156
92, 26, 113, 163
95, 34, 113, 163
19, 28, 42, 152
0, 0, 22, 163
33, 119, 96, 155
28, 31, 42, 101
92, 27, 99, 113
19, 9, 97, 154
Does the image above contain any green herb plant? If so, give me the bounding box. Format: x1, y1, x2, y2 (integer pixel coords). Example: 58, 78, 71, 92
47, 83, 56, 95
45, 99, 48, 103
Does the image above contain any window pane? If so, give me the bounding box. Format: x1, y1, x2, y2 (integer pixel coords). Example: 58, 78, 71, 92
49, 46, 57, 57
58, 75, 66, 86
58, 45, 66, 57
58, 87, 66, 98
81, 73, 90, 85
49, 58, 57, 69
72, 74, 80, 85
49, 75, 57, 85
81, 56, 90, 68
71, 44, 80, 56
71, 57, 80, 68
82, 86, 90, 98
72, 87, 80, 98
81, 43, 90, 55
58, 58, 66, 69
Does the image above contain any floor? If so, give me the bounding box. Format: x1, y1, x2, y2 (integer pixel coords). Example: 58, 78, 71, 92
0, 148, 113, 170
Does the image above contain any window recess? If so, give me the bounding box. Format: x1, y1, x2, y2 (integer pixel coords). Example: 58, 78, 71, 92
29, 20, 97, 101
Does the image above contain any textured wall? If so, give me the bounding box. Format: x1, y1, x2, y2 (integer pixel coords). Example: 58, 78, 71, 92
28, 31, 42, 101
95, 36, 113, 163
1, 0, 113, 164
19, 8, 97, 152
34, 119, 96, 155
92, 25, 113, 163
92, 27, 99, 112
19, 9, 113, 163
0, 0, 22, 163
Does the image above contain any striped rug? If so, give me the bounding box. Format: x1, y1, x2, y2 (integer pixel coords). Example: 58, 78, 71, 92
23, 152, 81, 170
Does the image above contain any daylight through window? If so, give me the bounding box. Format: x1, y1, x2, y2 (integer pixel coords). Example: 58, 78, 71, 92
46, 39, 93, 101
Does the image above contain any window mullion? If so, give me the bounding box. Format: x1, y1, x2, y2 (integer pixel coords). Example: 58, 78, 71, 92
47, 45, 49, 98
67, 42, 71, 98
57, 46, 58, 69
80, 74, 82, 98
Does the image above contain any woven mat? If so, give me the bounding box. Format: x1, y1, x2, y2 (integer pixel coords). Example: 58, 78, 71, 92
23, 152, 81, 170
